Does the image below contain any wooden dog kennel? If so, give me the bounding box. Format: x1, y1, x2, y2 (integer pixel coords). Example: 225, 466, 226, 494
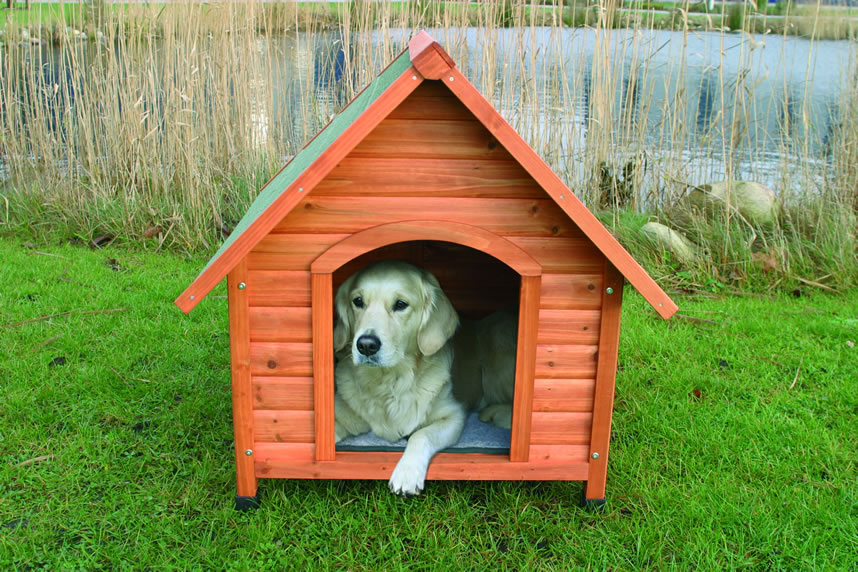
176, 31, 677, 510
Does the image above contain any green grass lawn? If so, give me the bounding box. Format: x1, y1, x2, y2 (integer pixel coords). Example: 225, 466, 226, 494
1, 237, 856, 568
1, 3, 85, 28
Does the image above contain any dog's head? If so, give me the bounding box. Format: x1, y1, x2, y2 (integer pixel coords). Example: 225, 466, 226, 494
333, 261, 459, 368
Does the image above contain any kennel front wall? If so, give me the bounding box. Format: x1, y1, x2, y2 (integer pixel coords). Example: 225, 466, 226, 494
224, 81, 625, 501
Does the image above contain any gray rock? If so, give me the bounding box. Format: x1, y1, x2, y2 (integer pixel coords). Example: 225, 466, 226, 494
686, 181, 778, 225
640, 222, 696, 263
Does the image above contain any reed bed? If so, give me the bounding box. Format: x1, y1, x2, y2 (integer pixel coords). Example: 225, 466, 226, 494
0, 0, 855, 290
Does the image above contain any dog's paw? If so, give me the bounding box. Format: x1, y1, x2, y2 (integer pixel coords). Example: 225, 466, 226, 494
478, 404, 513, 429
388, 459, 426, 497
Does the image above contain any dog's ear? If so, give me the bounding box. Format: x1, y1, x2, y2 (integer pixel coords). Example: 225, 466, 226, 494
333, 274, 356, 352
417, 270, 459, 356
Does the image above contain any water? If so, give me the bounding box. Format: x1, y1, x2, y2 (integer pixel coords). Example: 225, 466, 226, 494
449, 27, 850, 193
3, 27, 852, 195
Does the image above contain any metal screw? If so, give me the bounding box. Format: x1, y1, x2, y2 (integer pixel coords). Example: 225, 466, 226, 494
238, 282, 246, 290
245, 449, 253, 456
591, 452, 599, 460
560, 194, 564, 199
298, 187, 304, 192
189, 295, 195, 301
606, 287, 614, 295
449, 76, 454, 81
412, 75, 417, 80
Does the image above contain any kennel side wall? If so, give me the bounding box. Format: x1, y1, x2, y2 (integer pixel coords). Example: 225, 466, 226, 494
233, 81, 611, 483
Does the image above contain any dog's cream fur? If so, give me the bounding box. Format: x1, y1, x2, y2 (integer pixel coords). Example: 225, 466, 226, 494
333, 260, 516, 496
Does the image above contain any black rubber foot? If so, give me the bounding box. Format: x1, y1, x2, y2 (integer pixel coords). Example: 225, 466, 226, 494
582, 497, 606, 511
235, 494, 260, 511
580, 489, 606, 511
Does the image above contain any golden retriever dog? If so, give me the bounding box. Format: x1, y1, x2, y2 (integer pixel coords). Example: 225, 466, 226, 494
333, 260, 516, 496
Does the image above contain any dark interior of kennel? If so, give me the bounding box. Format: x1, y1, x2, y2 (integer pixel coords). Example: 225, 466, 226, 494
332, 241, 521, 319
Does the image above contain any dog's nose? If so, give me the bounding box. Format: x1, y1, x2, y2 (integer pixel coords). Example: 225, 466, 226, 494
356, 334, 381, 356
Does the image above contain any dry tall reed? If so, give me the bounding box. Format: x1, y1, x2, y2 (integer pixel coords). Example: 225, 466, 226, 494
0, 0, 854, 288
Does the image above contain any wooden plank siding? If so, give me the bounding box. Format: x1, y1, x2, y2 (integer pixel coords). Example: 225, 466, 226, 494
246, 270, 312, 306
248, 307, 312, 343
252, 377, 314, 410
314, 158, 546, 199
250, 342, 313, 377
273, 197, 582, 237
537, 309, 601, 345
530, 412, 593, 445
534, 344, 599, 379
532, 378, 596, 412
540, 273, 603, 309
253, 410, 315, 443
248, 236, 348, 271
349, 119, 515, 161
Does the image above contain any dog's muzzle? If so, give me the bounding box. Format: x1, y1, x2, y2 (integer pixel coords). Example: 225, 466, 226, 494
356, 334, 381, 357
353, 333, 383, 367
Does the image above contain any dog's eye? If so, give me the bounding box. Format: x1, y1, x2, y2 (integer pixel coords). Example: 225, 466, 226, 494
393, 300, 409, 312
352, 296, 364, 309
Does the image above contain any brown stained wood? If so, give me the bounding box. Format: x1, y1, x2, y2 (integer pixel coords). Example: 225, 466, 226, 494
250, 342, 313, 377
252, 443, 590, 465
509, 275, 540, 462
586, 262, 625, 501
315, 158, 547, 199
246, 271, 312, 306
276, 197, 576, 238
349, 119, 514, 161
253, 442, 315, 462
312, 273, 335, 461
530, 412, 593, 445
311, 221, 542, 277
528, 444, 591, 463
249, 307, 312, 342
227, 260, 257, 498
174, 64, 423, 314
532, 378, 596, 412
247, 235, 347, 271
409, 30, 455, 79
537, 309, 601, 345
253, 410, 315, 443
254, 449, 590, 481
540, 274, 603, 310
534, 344, 598, 379
441, 67, 677, 320
252, 377, 314, 410
386, 96, 475, 121
507, 237, 604, 274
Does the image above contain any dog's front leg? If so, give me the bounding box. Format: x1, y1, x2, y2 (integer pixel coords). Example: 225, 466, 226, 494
334, 393, 371, 442
388, 409, 466, 496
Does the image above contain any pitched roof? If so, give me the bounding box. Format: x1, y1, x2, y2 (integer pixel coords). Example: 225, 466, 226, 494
176, 31, 677, 320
